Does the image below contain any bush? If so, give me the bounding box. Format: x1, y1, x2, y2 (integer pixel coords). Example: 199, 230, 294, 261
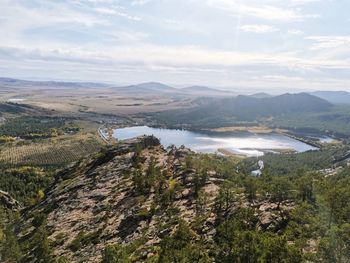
68, 230, 101, 252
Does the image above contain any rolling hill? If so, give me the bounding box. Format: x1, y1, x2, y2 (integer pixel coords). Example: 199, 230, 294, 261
249, 92, 272, 99
155, 93, 333, 128
112, 83, 238, 97
0, 77, 108, 89
182, 86, 237, 97
112, 82, 181, 95
310, 91, 350, 104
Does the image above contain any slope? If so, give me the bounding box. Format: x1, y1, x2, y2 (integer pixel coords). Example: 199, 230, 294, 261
155, 93, 333, 128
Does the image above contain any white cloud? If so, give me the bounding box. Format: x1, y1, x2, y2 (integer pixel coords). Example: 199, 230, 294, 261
240, 24, 278, 33
306, 36, 350, 50
74, 0, 114, 3
1, 43, 349, 90
289, 0, 320, 5
288, 29, 303, 35
0, 0, 348, 91
206, 0, 319, 21
1, 44, 348, 74
162, 19, 206, 34
94, 7, 116, 15
260, 75, 305, 81
131, 0, 152, 6
94, 7, 142, 21
0, 0, 109, 29
105, 31, 149, 43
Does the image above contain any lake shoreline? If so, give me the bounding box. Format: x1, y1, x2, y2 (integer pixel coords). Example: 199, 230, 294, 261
156, 124, 333, 149
105, 122, 337, 152
111, 125, 319, 157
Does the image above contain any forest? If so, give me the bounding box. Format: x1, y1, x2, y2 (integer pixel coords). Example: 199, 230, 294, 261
153, 95, 350, 137
0, 137, 349, 262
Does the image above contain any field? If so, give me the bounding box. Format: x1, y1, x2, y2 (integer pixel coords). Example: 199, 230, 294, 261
0, 134, 103, 167
0, 117, 105, 168
0, 87, 193, 116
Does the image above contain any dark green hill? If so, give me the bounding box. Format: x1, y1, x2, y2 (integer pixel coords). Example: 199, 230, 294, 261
155, 93, 333, 127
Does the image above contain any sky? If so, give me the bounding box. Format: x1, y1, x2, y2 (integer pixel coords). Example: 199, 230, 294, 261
0, 0, 349, 92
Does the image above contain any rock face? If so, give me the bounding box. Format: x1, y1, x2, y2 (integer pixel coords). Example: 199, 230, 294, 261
17, 135, 295, 262
256, 201, 293, 231
0, 190, 22, 211
20, 136, 222, 262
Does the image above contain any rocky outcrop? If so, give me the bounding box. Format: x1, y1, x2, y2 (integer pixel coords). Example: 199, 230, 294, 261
19, 136, 221, 262
17, 135, 296, 262
256, 201, 293, 231
0, 190, 22, 211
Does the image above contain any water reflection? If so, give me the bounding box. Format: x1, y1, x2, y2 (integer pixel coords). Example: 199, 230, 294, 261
113, 126, 317, 157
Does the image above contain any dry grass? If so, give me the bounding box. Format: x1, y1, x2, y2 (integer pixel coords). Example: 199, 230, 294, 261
0, 87, 193, 115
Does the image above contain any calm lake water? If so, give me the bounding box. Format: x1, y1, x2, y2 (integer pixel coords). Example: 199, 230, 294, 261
113, 126, 317, 157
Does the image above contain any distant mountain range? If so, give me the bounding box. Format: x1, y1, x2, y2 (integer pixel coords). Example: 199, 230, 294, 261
181, 85, 236, 96
249, 92, 272, 99
1, 77, 349, 102
112, 82, 236, 97
112, 82, 180, 95
0, 77, 108, 89
310, 91, 350, 104
0, 78, 236, 97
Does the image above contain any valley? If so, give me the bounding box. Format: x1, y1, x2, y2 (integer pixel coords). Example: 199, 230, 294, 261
0, 79, 349, 263
1, 1, 349, 261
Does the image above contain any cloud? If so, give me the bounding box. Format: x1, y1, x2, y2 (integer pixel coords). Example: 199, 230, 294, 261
94, 7, 142, 21
104, 30, 149, 43
306, 36, 350, 50
1, 44, 348, 74
1, 43, 349, 90
0, 0, 348, 91
289, 0, 320, 5
162, 19, 206, 34
288, 29, 303, 35
0, 0, 109, 29
131, 0, 152, 6
259, 75, 305, 82
94, 7, 116, 15
206, 0, 319, 21
240, 24, 278, 33
73, 0, 115, 3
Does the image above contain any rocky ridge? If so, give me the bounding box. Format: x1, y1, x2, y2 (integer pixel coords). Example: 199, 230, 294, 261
17, 136, 296, 262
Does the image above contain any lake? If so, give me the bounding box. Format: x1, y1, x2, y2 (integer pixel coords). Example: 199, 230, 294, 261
112, 126, 318, 157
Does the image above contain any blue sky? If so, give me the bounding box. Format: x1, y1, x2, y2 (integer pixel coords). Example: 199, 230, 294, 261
0, 0, 349, 92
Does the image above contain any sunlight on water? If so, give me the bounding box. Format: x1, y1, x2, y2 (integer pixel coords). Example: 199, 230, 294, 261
113, 126, 317, 157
